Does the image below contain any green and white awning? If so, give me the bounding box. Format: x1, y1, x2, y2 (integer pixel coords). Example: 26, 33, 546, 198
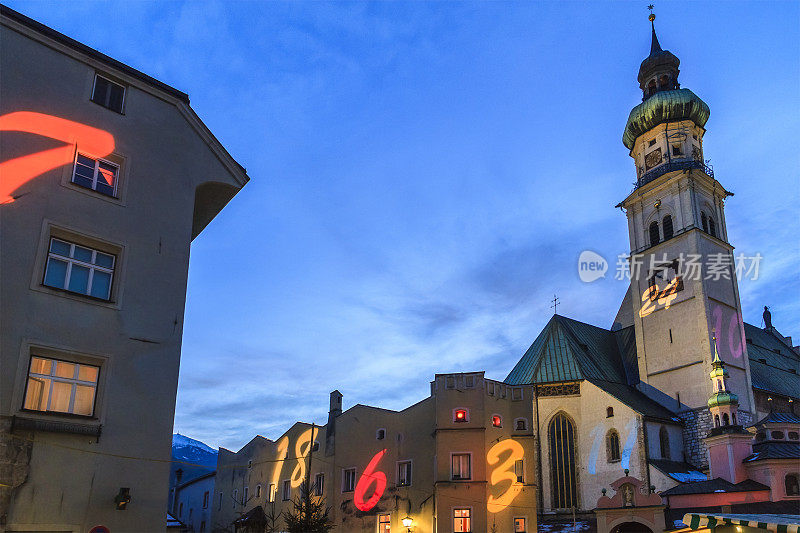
683, 513, 800, 532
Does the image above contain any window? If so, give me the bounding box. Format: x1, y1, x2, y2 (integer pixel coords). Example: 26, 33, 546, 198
91, 74, 125, 113
200, 521, 206, 532
203, 491, 209, 509
72, 154, 118, 197
492, 415, 502, 428
663, 215, 674, 240
453, 508, 472, 532
649, 221, 660, 246
218, 492, 223, 510
233, 489, 237, 507
44, 238, 115, 300
648, 138, 657, 147
189, 508, 193, 520
714, 414, 720, 427
701, 212, 708, 233
282, 480, 291, 501
659, 426, 670, 459
465, 375, 475, 388
514, 459, 524, 483
756, 431, 766, 442
515, 418, 528, 431
243, 486, 248, 501
789, 432, 799, 440
378, 514, 391, 533
708, 216, 717, 238
786, 474, 799, 496
343, 468, 356, 492
514, 518, 527, 532
398, 460, 412, 487
268, 483, 276, 502
671, 143, 682, 156
452, 454, 471, 480
772, 430, 785, 440
312, 441, 320, 452
454, 409, 468, 423
606, 407, 614, 418
255, 484, 261, 499
722, 413, 730, 426
23, 356, 99, 416
607, 430, 621, 462
511, 387, 523, 401
446, 376, 455, 389
314, 473, 324, 496
179, 502, 183, 517
376, 428, 386, 440
549, 413, 577, 509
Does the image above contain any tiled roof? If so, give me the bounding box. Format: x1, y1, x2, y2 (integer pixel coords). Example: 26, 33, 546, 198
650, 459, 707, 484
590, 380, 678, 422
745, 323, 800, 399
750, 411, 800, 427
661, 477, 769, 496
744, 441, 800, 462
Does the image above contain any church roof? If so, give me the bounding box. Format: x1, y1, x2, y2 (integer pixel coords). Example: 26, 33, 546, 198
660, 477, 769, 496
744, 441, 800, 462
750, 410, 800, 428
505, 315, 677, 421
745, 323, 800, 400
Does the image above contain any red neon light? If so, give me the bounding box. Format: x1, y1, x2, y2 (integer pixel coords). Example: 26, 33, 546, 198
0, 112, 115, 204
455, 409, 466, 421
353, 449, 387, 512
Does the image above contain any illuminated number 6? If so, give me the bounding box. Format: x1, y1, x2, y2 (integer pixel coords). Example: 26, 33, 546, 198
354, 449, 387, 511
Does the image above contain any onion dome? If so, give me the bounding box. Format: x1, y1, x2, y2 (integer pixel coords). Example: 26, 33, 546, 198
623, 89, 710, 149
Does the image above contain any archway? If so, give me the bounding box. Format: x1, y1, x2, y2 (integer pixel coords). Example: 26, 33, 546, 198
611, 522, 654, 533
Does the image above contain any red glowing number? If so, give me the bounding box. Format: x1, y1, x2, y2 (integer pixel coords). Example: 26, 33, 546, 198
0, 112, 115, 204
353, 449, 387, 512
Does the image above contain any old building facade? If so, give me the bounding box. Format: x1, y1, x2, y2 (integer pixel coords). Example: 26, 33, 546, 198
0, 5, 248, 531
212, 374, 537, 533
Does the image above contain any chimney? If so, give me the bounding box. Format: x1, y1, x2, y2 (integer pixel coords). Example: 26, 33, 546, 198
325, 390, 342, 456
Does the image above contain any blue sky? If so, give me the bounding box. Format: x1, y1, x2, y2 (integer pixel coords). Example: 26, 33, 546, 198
10, 1, 798, 450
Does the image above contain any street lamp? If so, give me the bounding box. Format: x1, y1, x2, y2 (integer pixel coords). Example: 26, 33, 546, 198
402, 516, 413, 531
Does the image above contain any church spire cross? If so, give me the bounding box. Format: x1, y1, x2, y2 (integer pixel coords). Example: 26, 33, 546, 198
550, 294, 560, 315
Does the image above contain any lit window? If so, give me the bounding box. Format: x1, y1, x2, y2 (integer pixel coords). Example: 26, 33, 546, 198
514, 517, 527, 532
203, 491, 209, 509
451, 454, 471, 480
343, 468, 356, 492
492, 415, 502, 428
314, 473, 324, 496
44, 238, 115, 300
453, 508, 472, 532
376, 428, 386, 440
514, 459, 524, 483
454, 409, 468, 423
282, 480, 291, 501
72, 154, 118, 197
398, 460, 412, 487
378, 514, 391, 532
515, 418, 528, 431
23, 356, 99, 416
91, 74, 125, 113
268, 484, 276, 502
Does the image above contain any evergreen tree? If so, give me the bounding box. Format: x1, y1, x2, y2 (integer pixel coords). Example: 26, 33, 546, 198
283, 480, 335, 533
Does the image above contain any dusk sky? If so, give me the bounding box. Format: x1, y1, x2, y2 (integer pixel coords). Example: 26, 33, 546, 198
9, 1, 798, 451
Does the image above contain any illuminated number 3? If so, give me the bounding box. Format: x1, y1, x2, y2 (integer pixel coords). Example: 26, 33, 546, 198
354, 449, 387, 511
486, 439, 524, 513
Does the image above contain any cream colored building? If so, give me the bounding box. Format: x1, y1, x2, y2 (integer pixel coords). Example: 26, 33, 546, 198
0, 5, 248, 531
212, 374, 537, 533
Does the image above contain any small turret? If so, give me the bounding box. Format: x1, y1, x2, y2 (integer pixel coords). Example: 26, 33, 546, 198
707, 332, 740, 427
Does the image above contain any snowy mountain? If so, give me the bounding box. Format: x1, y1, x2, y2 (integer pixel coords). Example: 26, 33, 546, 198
170, 433, 217, 488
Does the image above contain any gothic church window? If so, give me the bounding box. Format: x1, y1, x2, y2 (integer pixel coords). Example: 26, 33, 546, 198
548, 413, 577, 509
663, 215, 674, 240
708, 216, 717, 238
701, 212, 708, 233
649, 221, 660, 246
607, 430, 621, 462
659, 426, 670, 459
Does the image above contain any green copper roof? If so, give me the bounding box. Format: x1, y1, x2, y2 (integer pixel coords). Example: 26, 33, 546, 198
622, 88, 710, 149
708, 390, 739, 409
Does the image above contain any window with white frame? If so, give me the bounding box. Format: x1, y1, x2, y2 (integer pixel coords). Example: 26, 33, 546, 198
314, 473, 324, 496
378, 514, 391, 533
72, 154, 118, 197
453, 508, 472, 532
91, 74, 125, 113
511, 387, 523, 401
282, 480, 291, 501
23, 356, 99, 416
343, 468, 356, 492
398, 460, 412, 486
44, 238, 115, 300
451, 454, 471, 480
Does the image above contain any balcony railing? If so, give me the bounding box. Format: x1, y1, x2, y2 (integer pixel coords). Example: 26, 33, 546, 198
635, 159, 714, 190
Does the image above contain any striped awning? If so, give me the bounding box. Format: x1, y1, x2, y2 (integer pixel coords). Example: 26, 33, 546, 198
683, 513, 800, 533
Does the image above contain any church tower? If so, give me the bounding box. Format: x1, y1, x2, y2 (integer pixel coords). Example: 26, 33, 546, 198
618, 12, 756, 466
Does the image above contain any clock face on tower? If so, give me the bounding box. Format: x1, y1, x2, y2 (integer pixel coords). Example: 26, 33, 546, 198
645, 147, 662, 170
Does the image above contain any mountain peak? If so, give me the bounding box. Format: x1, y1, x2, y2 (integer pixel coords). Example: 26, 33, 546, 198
172, 433, 216, 455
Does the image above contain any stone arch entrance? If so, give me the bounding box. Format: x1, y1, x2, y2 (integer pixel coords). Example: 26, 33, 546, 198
610, 522, 654, 533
